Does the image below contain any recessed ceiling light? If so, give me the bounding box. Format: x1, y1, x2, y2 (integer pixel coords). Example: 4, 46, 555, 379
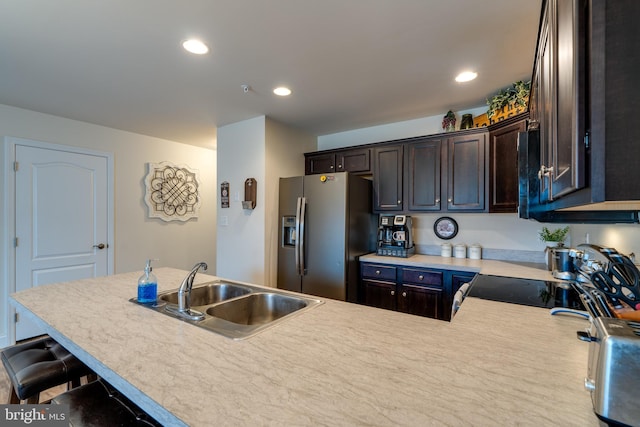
273, 87, 292, 96
182, 39, 209, 55
455, 71, 478, 83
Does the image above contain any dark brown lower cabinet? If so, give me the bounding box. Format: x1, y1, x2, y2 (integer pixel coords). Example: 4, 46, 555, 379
361, 279, 397, 311
397, 283, 442, 319
360, 262, 476, 321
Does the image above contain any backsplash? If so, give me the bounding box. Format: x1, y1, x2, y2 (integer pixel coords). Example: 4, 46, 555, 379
407, 213, 640, 263
414, 243, 546, 264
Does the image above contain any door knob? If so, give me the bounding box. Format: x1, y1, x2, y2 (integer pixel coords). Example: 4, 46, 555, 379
93, 243, 108, 250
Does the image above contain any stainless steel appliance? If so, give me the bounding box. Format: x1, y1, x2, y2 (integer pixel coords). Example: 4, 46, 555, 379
577, 317, 640, 427
551, 247, 576, 281
376, 214, 415, 258
277, 172, 375, 302
567, 244, 640, 425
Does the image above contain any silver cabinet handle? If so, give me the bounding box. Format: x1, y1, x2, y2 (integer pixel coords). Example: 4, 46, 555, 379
391, 290, 395, 296
402, 292, 407, 297
418, 275, 424, 280
375, 270, 381, 275
93, 243, 108, 250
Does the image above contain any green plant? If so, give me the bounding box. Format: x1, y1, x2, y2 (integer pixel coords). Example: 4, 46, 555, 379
486, 80, 531, 119
538, 226, 570, 243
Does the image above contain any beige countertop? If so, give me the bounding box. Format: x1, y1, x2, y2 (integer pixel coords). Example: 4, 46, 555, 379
10, 267, 598, 426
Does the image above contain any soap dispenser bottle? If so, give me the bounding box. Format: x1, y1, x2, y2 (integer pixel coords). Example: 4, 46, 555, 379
137, 259, 158, 304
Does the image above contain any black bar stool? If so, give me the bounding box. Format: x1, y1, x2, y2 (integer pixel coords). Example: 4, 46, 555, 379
52, 378, 162, 426
1, 335, 95, 404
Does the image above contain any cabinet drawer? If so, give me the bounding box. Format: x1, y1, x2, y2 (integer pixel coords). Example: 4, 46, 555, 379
401, 268, 443, 286
361, 264, 396, 281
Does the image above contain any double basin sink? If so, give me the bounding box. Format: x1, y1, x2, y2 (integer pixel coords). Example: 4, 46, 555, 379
134, 281, 323, 340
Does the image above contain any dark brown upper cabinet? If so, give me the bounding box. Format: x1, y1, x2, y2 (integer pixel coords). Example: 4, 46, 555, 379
373, 144, 403, 211
404, 131, 487, 213
305, 148, 371, 175
488, 116, 527, 213
446, 132, 487, 211
522, 0, 640, 223
530, 0, 586, 202
406, 137, 443, 211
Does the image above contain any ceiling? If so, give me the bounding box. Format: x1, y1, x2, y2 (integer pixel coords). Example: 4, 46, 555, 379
0, 1, 542, 149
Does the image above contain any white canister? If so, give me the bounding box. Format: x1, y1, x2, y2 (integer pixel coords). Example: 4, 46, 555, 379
453, 243, 467, 259
469, 244, 482, 260
441, 243, 452, 258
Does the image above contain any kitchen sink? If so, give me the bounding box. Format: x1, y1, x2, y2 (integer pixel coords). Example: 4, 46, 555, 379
159, 282, 251, 306
205, 293, 308, 326
132, 280, 323, 340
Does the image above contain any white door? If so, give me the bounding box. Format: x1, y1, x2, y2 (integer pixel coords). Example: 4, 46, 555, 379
15, 144, 110, 340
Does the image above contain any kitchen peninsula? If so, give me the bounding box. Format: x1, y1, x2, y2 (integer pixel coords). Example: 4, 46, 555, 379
10, 267, 598, 426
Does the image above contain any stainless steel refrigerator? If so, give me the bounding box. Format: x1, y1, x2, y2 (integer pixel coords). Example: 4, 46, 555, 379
277, 172, 375, 302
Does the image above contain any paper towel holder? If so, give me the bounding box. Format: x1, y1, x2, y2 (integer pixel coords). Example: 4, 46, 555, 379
242, 178, 257, 210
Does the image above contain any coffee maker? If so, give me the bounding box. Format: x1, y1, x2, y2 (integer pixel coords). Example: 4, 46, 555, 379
377, 215, 415, 257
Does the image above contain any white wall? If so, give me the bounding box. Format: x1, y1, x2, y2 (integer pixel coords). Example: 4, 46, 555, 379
0, 104, 216, 347
216, 117, 267, 284
318, 106, 488, 150
216, 116, 315, 287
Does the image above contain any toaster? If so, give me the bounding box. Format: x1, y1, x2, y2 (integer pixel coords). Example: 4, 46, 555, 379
578, 317, 640, 426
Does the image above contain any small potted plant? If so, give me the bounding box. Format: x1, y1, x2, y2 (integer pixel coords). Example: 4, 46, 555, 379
538, 226, 570, 269
538, 226, 570, 246
442, 110, 456, 132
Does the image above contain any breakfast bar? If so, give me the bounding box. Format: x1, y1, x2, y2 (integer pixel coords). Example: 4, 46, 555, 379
10, 267, 599, 426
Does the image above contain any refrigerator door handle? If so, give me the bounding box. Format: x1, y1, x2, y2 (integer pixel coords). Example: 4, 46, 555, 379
295, 197, 302, 275
299, 196, 307, 275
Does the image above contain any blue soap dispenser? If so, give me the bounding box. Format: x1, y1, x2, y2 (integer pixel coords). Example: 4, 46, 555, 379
137, 259, 158, 304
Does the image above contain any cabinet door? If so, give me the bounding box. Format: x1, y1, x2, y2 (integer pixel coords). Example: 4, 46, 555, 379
373, 145, 403, 211
489, 120, 526, 212
538, 0, 555, 202
337, 149, 371, 174
552, 0, 586, 199
406, 138, 442, 211
447, 133, 487, 211
536, 0, 586, 202
397, 284, 442, 319
362, 280, 397, 311
305, 153, 335, 175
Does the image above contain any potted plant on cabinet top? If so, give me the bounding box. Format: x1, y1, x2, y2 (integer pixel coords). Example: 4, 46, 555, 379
486, 80, 530, 123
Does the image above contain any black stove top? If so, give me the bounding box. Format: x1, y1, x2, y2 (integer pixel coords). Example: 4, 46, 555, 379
467, 274, 584, 310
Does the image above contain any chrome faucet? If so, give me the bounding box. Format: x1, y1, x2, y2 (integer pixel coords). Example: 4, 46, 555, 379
166, 262, 207, 321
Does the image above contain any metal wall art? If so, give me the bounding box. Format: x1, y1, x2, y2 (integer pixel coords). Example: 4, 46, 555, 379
144, 162, 201, 221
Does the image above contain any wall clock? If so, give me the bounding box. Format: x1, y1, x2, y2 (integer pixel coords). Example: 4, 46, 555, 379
433, 216, 458, 240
